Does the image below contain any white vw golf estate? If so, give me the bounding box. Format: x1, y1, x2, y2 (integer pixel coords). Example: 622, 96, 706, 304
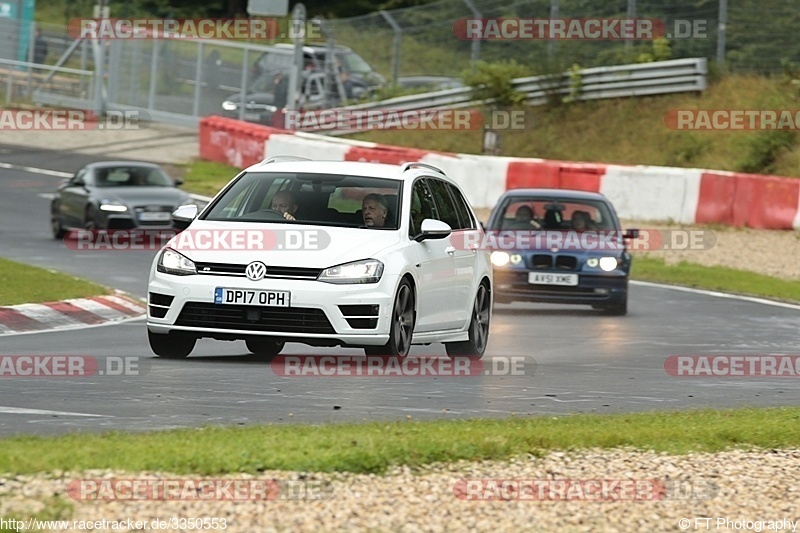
146, 158, 492, 359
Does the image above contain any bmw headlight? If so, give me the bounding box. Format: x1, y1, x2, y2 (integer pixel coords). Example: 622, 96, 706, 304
222, 100, 238, 111
491, 251, 510, 267
157, 248, 196, 276
99, 201, 128, 212
599, 257, 618, 271
318, 259, 383, 284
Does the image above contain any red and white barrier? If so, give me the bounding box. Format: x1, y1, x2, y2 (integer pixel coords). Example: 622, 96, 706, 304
199, 116, 800, 230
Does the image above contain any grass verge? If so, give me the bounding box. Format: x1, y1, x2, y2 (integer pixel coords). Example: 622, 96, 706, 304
0, 258, 110, 306
179, 159, 241, 198
631, 256, 800, 303
1, 408, 799, 475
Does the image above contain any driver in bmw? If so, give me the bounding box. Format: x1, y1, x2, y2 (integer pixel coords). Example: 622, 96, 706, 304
271, 191, 299, 221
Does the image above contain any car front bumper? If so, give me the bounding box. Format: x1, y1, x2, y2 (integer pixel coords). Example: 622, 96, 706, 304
147, 271, 398, 346
493, 269, 628, 305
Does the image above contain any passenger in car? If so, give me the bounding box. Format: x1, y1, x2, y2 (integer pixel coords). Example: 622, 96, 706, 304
271, 191, 299, 221
362, 193, 388, 227
571, 210, 595, 231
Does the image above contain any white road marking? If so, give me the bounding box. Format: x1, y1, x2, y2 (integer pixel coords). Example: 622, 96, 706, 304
0, 161, 72, 178
0, 406, 109, 417
631, 280, 800, 311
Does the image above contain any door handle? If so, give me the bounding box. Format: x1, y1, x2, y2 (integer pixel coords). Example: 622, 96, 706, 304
445, 246, 456, 255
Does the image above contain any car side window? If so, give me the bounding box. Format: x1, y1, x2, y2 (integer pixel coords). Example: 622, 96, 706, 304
427, 178, 460, 230
409, 179, 437, 238
447, 183, 475, 230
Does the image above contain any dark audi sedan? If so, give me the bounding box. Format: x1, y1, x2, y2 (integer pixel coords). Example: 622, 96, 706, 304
51, 161, 193, 237
485, 189, 638, 315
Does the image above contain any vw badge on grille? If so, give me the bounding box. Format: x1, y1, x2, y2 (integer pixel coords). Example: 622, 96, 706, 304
245, 261, 267, 281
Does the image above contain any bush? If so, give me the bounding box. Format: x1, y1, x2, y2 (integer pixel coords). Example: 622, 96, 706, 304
735, 130, 796, 173
461, 60, 531, 108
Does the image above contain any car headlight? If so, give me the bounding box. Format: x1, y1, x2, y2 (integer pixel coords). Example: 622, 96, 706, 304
99, 201, 128, 212
318, 259, 383, 284
222, 100, 238, 111
509, 253, 522, 265
157, 248, 196, 276
599, 257, 618, 271
491, 251, 509, 267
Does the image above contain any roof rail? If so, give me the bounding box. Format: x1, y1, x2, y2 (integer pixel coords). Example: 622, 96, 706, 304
400, 161, 446, 175
260, 156, 311, 165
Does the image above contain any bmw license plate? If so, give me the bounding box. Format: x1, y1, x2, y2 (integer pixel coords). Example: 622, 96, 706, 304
528, 273, 578, 286
214, 288, 290, 307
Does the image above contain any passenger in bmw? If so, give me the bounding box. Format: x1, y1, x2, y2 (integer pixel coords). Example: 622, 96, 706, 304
362, 193, 388, 227
271, 190, 299, 221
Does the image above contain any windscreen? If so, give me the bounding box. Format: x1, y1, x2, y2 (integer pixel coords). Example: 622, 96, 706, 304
202, 172, 403, 230
494, 197, 618, 231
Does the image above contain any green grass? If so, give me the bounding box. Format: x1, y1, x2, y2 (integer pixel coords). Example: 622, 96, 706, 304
0, 257, 110, 306
349, 75, 800, 178
1, 408, 799, 475
179, 159, 241, 198
631, 256, 800, 303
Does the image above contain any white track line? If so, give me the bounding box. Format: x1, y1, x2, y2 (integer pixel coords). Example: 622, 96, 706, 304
0, 406, 109, 417
0, 161, 72, 178
631, 280, 800, 311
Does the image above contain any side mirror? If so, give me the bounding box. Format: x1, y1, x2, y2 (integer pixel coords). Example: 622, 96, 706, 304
174, 177, 184, 187
414, 218, 451, 242
171, 204, 198, 231
623, 229, 639, 239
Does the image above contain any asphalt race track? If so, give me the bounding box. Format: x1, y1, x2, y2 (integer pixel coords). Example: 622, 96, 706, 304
2, 144, 800, 437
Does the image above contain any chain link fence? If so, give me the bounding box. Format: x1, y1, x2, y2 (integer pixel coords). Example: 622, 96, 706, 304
1, 0, 795, 125
322, 0, 796, 82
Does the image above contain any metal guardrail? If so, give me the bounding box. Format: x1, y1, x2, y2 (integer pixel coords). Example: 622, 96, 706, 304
0, 58, 94, 106
296, 58, 708, 134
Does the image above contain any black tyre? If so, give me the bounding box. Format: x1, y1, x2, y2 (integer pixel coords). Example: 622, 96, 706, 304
148, 330, 195, 358
365, 279, 415, 358
51, 215, 66, 239
245, 338, 285, 360
84, 206, 98, 230
446, 282, 491, 358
